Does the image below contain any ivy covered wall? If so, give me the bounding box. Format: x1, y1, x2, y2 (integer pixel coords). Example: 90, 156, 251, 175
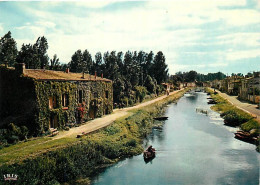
0, 66, 113, 136
35, 80, 113, 133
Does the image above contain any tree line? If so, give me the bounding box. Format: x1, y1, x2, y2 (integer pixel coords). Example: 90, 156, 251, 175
0, 31, 168, 105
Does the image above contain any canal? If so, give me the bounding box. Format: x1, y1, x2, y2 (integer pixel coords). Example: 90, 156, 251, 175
91, 92, 259, 185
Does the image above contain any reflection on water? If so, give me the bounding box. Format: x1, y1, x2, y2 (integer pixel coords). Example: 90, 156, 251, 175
92, 92, 259, 185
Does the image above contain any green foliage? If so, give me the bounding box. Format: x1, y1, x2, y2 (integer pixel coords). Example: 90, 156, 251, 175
223, 110, 250, 127
69, 49, 93, 73
152, 51, 168, 84
0, 123, 29, 145
240, 119, 260, 132
16, 36, 49, 69
125, 139, 137, 147
49, 54, 60, 70
0, 31, 18, 67
103, 125, 120, 135
135, 86, 148, 102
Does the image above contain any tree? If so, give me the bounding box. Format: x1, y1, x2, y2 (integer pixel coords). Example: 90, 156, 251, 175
49, 54, 60, 70
152, 51, 168, 84
82, 49, 93, 73
69, 50, 83, 73
144, 75, 156, 94
34, 36, 49, 69
185, 70, 197, 82
103, 51, 120, 81
16, 44, 34, 68
94, 52, 103, 75
0, 31, 18, 67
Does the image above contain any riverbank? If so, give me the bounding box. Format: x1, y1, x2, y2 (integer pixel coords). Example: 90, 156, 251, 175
0, 89, 188, 185
206, 88, 260, 152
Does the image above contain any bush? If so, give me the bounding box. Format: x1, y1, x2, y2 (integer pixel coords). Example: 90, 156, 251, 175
224, 111, 249, 127
135, 86, 148, 102
125, 139, 137, 147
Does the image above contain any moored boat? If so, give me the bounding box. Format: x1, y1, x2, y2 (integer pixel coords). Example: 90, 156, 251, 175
234, 130, 259, 144
153, 117, 168, 121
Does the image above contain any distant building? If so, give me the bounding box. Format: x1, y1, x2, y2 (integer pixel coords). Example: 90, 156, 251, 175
247, 72, 260, 103
0, 63, 113, 135
162, 83, 174, 95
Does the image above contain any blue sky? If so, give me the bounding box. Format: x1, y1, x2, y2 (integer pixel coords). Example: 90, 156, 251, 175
0, 0, 259, 75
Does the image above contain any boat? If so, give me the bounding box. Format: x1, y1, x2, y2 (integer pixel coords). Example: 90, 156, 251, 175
234, 131, 258, 144
153, 117, 168, 121
207, 100, 217, 104
143, 146, 156, 160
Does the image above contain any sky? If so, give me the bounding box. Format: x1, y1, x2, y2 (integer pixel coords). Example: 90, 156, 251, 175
0, 0, 259, 75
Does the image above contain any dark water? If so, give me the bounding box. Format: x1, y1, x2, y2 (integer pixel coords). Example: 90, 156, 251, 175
91, 92, 259, 185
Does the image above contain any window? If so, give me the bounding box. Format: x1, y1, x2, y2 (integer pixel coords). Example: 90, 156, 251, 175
62, 94, 69, 107
49, 96, 57, 109
105, 91, 109, 99
79, 90, 83, 103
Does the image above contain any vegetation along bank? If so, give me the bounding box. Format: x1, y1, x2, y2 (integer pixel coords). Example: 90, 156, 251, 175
0, 89, 188, 185
206, 88, 260, 152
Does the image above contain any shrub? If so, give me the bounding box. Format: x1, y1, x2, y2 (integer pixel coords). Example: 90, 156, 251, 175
125, 139, 137, 147
224, 112, 249, 127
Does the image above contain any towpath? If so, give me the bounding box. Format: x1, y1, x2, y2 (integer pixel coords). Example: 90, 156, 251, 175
54, 89, 183, 139
215, 89, 260, 122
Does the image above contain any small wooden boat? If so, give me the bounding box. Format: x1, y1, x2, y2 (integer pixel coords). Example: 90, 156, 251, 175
234, 131, 258, 144
207, 100, 217, 104
143, 146, 156, 160
153, 117, 168, 121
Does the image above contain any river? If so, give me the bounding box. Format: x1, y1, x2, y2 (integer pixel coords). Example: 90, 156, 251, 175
91, 92, 259, 185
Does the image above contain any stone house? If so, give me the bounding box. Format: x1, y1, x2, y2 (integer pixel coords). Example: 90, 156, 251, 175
0, 63, 113, 135
226, 76, 243, 95
247, 72, 260, 103
238, 78, 249, 101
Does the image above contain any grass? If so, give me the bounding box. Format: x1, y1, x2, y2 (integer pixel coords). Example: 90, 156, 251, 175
0, 137, 78, 165
206, 88, 260, 151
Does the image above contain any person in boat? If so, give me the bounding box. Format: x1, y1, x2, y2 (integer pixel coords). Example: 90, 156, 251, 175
147, 145, 153, 153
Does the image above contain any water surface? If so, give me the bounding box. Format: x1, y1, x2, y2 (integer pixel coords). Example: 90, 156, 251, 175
92, 92, 259, 185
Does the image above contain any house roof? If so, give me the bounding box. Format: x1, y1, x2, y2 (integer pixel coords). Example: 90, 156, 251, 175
23, 69, 111, 82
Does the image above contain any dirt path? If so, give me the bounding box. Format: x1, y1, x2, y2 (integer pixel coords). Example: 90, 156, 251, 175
54, 89, 183, 139
215, 89, 260, 122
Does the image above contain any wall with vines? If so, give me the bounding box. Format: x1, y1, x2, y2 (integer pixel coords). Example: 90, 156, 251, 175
0, 66, 113, 136
35, 80, 113, 133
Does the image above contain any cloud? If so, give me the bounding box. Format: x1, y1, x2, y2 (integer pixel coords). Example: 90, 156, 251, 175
220, 9, 260, 26
225, 49, 260, 61
217, 33, 260, 47
0, 23, 3, 34
2, 0, 259, 75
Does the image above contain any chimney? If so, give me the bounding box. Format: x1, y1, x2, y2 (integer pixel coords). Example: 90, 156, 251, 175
101, 73, 103, 79
66, 68, 70, 73
95, 71, 97, 79
15, 63, 25, 76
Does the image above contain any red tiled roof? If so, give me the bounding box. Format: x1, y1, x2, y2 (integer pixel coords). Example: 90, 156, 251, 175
23, 69, 111, 82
